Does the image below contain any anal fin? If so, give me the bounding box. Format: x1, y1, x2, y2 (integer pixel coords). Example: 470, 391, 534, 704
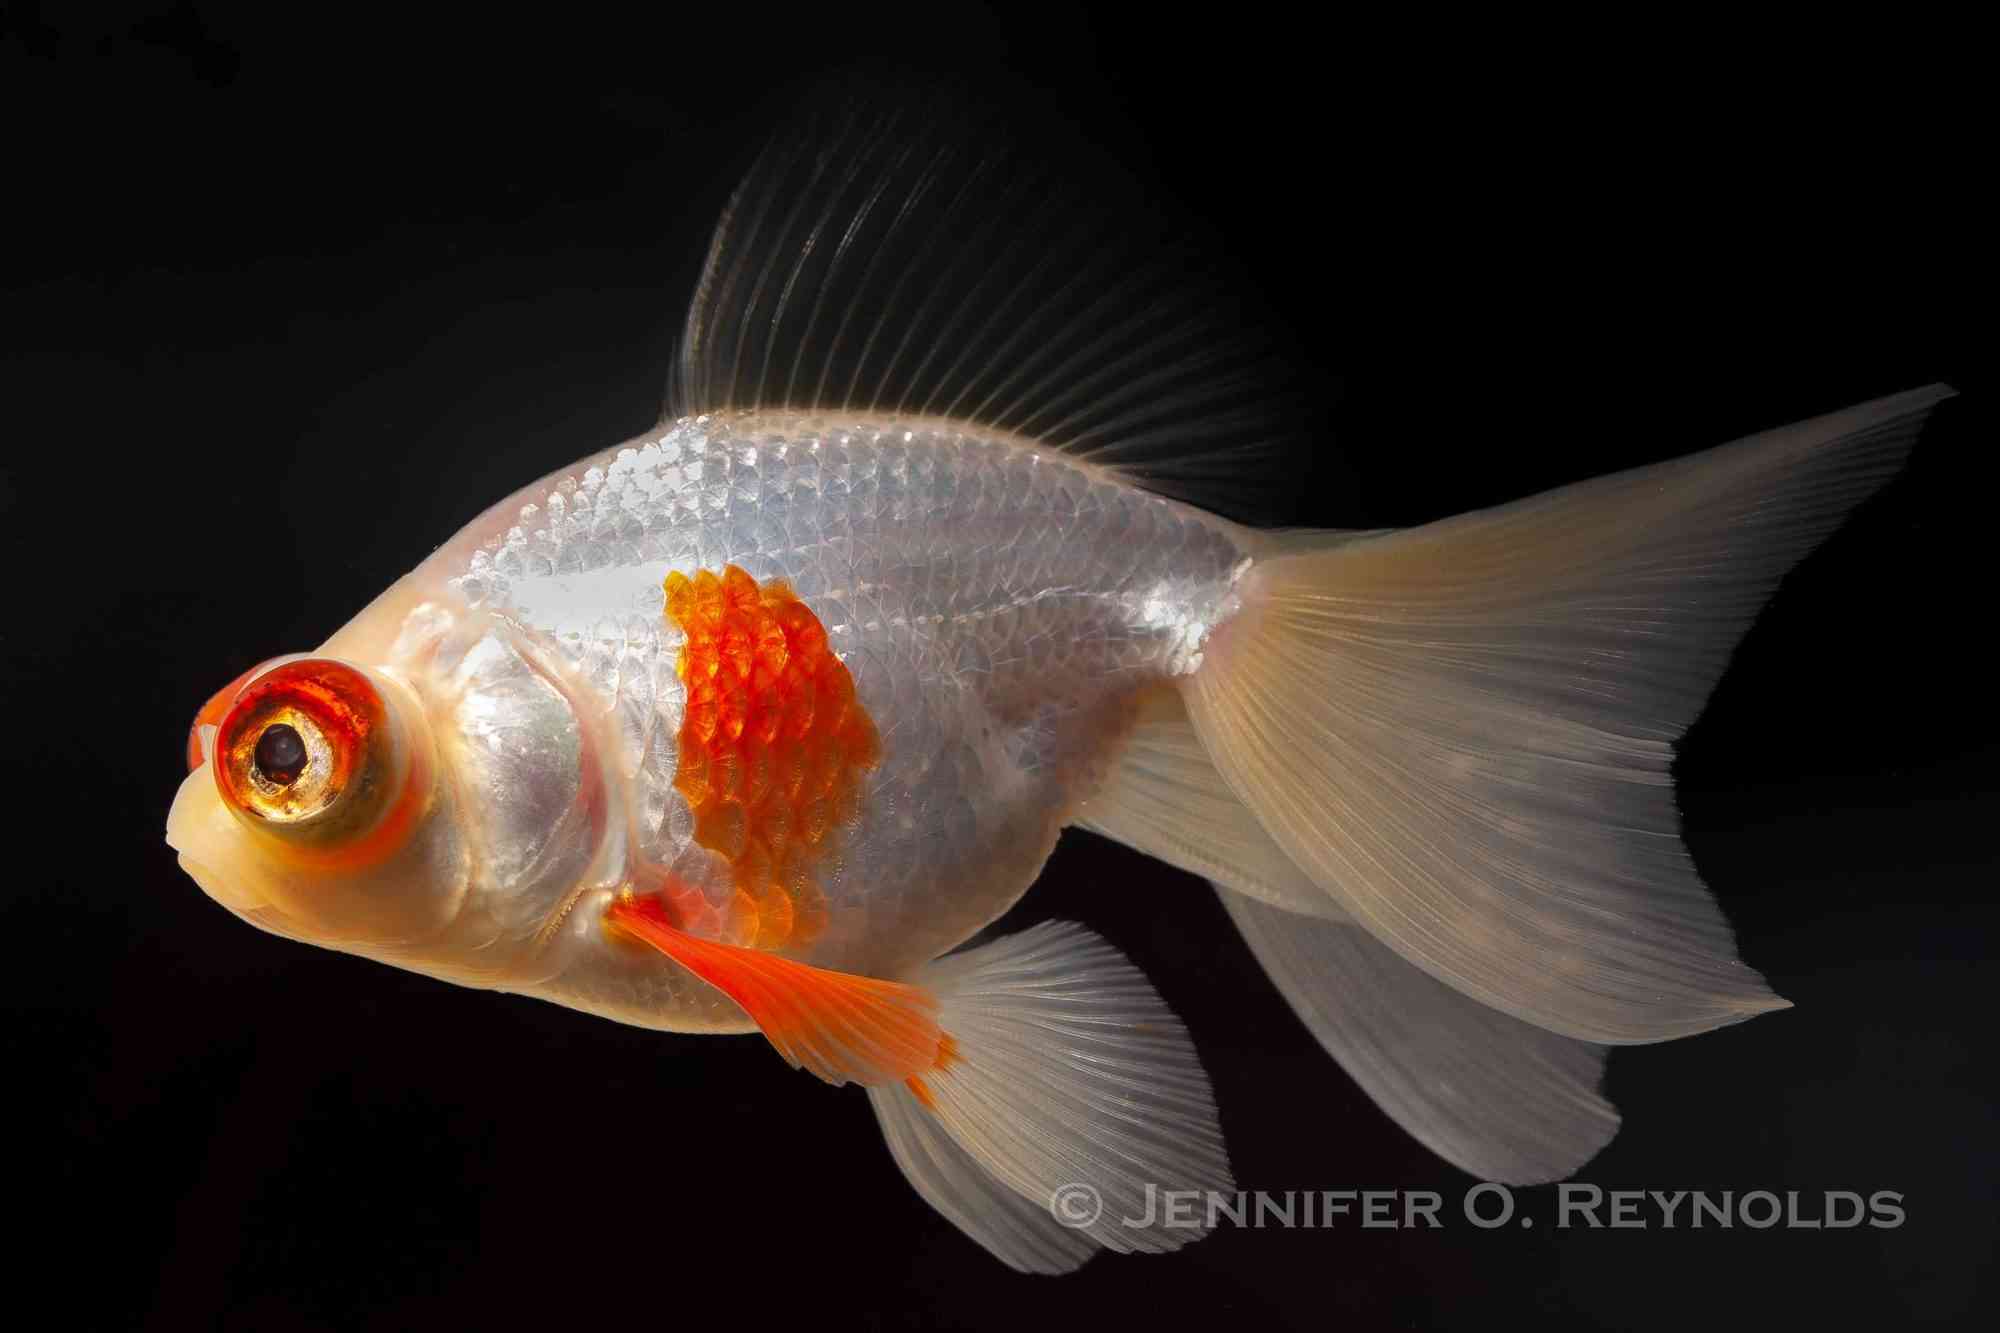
606, 895, 943, 1087
1074, 690, 1343, 920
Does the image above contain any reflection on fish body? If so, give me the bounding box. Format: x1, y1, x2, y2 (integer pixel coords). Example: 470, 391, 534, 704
165, 104, 1956, 1273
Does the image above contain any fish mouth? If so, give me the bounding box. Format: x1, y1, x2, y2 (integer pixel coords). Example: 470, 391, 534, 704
167, 764, 269, 914
174, 849, 242, 906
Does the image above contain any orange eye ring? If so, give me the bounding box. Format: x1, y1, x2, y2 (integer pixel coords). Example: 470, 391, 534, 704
186, 656, 285, 772
213, 659, 402, 854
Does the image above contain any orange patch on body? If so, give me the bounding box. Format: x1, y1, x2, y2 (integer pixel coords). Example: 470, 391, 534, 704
663, 564, 880, 950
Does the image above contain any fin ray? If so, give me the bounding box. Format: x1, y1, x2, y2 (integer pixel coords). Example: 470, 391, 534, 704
1184, 385, 1954, 1042
667, 90, 1305, 520
1073, 692, 1343, 919
873, 1085, 1100, 1274
1218, 888, 1619, 1183
605, 895, 941, 1086
866, 922, 1231, 1270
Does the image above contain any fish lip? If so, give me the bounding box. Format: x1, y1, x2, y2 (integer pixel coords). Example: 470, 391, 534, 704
164, 765, 206, 862
167, 763, 271, 914
173, 846, 267, 914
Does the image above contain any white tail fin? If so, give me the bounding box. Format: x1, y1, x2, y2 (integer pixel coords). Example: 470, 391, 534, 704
1077, 696, 1616, 1178
1217, 888, 1618, 1182
1183, 386, 1954, 1044
866, 922, 1231, 1273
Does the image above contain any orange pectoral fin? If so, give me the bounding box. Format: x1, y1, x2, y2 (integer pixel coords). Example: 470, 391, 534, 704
605, 895, 944, 1088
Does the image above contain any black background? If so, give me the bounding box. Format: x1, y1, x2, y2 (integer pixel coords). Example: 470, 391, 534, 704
4, 5, 1991, 1329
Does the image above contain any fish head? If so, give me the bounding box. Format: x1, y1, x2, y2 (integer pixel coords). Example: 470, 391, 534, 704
168, 644, 470, 957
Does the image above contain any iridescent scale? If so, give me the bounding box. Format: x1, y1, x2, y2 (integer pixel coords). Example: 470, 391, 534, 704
437, 412, 1249, 980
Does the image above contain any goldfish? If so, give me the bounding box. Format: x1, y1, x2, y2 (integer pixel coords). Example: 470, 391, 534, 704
165, 106, 1955, 1273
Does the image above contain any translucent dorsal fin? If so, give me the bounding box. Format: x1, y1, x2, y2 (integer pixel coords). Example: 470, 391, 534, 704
666, 92, 1307, 518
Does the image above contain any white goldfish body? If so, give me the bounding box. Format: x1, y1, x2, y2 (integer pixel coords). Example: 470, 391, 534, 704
164, 109, 1955, 1272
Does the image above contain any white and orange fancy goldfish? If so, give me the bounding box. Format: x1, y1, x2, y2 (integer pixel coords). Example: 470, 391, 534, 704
166, 113, 1954, 1273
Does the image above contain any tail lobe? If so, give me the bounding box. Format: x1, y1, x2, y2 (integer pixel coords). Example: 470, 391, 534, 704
1217, 887, 1619, 1183
1182, 385, 1954, 1043
1078, 693, 1622, 1180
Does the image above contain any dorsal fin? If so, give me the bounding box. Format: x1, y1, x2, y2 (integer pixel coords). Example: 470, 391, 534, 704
666, 91, 1309, 520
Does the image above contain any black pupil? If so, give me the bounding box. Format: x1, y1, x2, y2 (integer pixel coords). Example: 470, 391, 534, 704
254, 723, 308, 785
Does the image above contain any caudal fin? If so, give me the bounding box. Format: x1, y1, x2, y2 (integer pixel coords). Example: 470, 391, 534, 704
866, 922, 1231, 1273
1182, 386, 1954, 1044
1077, 695, 1619, 1179
1218, 888, 1619, 1182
